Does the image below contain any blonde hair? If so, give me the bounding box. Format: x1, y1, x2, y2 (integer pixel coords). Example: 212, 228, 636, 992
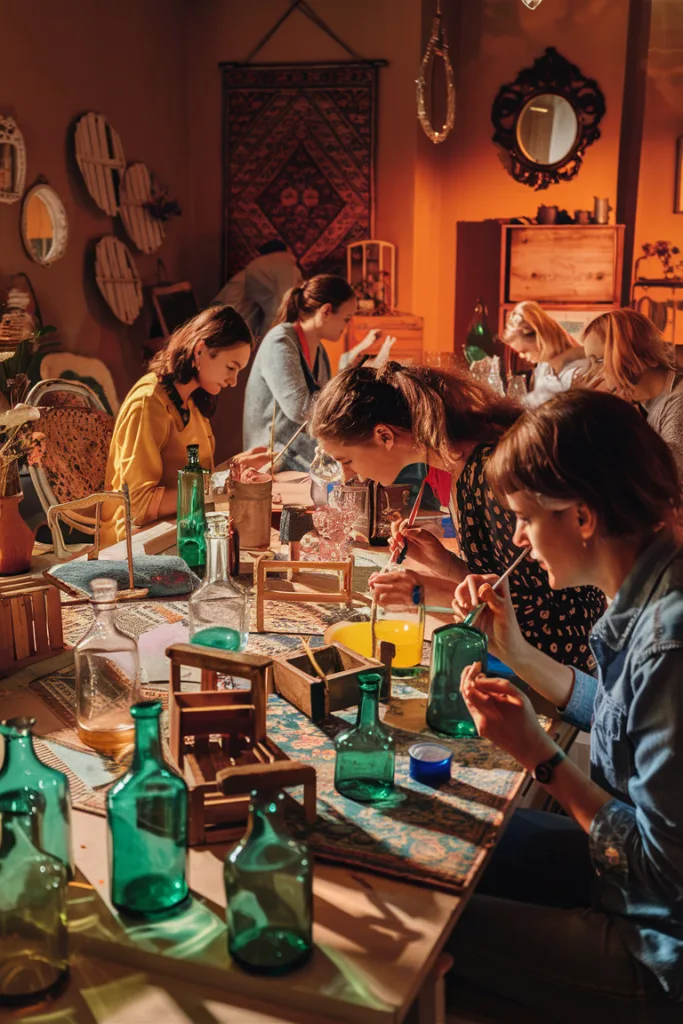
585, 309, 673, 397
503, 301, 578, 361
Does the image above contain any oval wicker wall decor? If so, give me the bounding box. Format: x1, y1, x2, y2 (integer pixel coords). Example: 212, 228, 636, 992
120, 163, 164, 253
95, 236, 143, 325
74, 112, 126, 216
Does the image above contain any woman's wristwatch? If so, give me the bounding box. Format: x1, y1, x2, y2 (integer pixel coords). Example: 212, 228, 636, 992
532, 749, 566, 784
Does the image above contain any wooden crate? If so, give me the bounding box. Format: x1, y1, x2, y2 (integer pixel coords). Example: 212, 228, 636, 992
255, 558, 354, 633
272, 642, 394, 722
166, 643, 316, 845
506, 225, 622, 304
326, 313, 424, 373
0, 578, 64, 677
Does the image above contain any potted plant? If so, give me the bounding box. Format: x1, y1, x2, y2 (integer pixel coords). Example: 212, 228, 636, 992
635, 241, 683, 280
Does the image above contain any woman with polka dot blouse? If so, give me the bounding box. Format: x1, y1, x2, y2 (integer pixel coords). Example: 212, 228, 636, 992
310, 361, 604, 673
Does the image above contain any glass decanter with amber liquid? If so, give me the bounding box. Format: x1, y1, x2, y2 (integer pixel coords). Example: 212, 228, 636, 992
74, 579, 141, 757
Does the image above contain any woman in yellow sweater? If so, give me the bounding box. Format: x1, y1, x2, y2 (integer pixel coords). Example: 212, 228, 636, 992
101, 305, 254, 544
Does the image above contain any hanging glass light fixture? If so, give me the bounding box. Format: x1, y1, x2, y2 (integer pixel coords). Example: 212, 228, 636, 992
521, 0, 544, 8
416, 0, 456, 145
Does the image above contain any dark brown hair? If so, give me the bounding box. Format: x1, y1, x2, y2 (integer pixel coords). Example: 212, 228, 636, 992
310, 362, 520, 461
487, 389, 680, 537
274, 274, 354, 326
148, 305, 252, 416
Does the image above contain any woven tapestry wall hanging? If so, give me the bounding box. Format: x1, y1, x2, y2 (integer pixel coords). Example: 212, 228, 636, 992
221, 62, 380, 279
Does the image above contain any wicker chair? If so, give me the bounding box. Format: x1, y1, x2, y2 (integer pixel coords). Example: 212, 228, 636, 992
24, 378, 125, 560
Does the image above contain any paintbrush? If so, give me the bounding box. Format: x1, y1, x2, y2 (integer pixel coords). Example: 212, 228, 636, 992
269, 401, 277, 478
298, 635, 328, 685
462, 546, 530, 628
270, 419, 309, 469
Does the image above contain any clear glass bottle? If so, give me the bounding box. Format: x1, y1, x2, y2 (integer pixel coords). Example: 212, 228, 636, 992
334, 671, 395, 803
0, 717, 73, 877
464, 298, 495, 366
224, 790, 312, 974
309, 445, 343, 506
177, 443, 209, 575
0, 799, 69, 1004
426, 622, 487, 737
188, 513, 250, 651
74, 579, 141, 758
107, 700, 189, 919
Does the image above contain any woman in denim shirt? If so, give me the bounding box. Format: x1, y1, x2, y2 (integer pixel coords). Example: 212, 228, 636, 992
449, 389, 683, 1023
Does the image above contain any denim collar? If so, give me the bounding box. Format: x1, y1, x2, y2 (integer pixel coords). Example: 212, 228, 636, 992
592, 531, 681, 652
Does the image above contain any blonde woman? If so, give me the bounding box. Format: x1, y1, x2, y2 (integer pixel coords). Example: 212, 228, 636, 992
583, 308, 683, 481
503, 301, 589, 408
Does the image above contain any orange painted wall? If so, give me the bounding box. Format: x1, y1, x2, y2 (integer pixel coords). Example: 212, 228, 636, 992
0, 0, 190, 401
633, 0, 683, 277
412, 0, 629, 353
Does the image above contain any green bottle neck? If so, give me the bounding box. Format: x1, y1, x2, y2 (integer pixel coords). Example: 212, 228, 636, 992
247, 794, 286, 841
0, 729, 39, 773
132, 713, 163, 769
357, 683, 380, 730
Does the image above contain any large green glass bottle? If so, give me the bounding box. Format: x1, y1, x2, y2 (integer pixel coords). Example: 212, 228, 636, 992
0, 799, 69, 1004
334, 671, 395, 802
177, 443, 208, 575
464, 298, 495, 366
107, 700, 189, 919
224, 790, 312, 974
426, 623, 487, 737
0, 717, 73, 877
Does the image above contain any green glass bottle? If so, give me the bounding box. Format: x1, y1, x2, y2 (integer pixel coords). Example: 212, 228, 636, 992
224, 790, 312, 974
334, 671, 395, 803
464, 298, 495, 366
0, 717, 73, 877
426, 623, 487, 737
177, 443, 208, 575
0, 799, 69, 1004
107, 700, 189, 919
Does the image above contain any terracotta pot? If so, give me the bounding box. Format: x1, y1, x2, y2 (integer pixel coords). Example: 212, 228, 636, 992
0, 492, 35, 575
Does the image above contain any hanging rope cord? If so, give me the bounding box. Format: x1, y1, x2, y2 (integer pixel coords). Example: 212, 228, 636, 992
417, 0, 456, 144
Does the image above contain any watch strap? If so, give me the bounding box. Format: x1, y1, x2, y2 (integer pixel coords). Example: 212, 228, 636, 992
532, 749, 566, 784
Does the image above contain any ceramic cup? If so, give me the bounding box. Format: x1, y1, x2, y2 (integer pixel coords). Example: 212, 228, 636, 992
574, 210, 591, 224
537, 205, 558, 225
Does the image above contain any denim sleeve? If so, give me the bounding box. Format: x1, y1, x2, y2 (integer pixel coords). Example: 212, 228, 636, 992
591, 648, 683, 905
560, 668, 596, 732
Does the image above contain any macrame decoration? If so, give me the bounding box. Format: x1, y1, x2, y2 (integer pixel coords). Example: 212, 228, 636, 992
416, 0, 456, 145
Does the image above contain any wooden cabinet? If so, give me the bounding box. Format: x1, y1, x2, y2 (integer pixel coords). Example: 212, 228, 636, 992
324, 313, 424, 375
454, 222, 625, 348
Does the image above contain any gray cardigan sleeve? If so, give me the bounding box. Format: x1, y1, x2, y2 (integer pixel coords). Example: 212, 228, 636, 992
258, 331, 315, 425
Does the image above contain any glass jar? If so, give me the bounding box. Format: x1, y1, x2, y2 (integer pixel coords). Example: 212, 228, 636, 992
107, 700, 189, 919
0, 717, 73, 877
426, 622, 487, 737
188, 513, 250, 651
0, 799, 69, 1004
74, 579, 141, 758
309, 445, 342, 506
177, 443, 209, 575
334, 671, 395, 803
224, 789, 312, 974
374, 582, 425, 669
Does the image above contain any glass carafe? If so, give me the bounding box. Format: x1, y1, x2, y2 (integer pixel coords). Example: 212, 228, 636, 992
426, 622, 487, 737
107, 700, 189, 919
0, 800, 69, 1004
309, 445, 342, 506
464, 297, 495, 366
334, 671, 395, 803
224, 790, 312, 974
177, 443, 209, 575
74, 579, 140, 758
0, 717, 73, 877
188, 513, 250, 651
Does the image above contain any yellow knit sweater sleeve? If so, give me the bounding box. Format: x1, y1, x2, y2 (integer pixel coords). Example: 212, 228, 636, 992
107, 393, 170, 526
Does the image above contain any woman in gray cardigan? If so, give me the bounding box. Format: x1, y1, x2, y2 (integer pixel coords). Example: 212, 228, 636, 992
243, 275, 377, 471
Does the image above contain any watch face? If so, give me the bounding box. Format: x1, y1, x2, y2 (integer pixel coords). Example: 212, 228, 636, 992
534, 761, 553, 784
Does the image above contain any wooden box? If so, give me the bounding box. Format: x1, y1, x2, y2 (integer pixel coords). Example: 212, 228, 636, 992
326, 313, 424, 373
506, 225, 622, 304
166, 643, 316, 845
0, 578, 64, 677
272, 642, 393, 722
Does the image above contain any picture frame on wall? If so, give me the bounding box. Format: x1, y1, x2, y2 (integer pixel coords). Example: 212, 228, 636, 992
676, 137, 683, 214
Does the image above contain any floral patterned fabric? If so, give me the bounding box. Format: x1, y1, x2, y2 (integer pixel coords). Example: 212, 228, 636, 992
454, 444, 605, 672
38, 406, 114, 503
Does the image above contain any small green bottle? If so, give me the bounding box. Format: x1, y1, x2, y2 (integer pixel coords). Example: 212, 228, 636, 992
107, 700, 189, 919
224, 790, 312, 974
177, 444, 208, 575
426, 623, 487, 737
0, 797, 69, 1005
334, 671, 395, 803
0, 717, 73, 877
464, 298, 495, 366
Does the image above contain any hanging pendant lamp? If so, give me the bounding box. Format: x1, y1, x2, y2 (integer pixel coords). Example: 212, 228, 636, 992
416, 0, 456, 144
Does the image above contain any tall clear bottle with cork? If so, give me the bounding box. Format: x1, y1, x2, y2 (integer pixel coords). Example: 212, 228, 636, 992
74, 579, 141, 757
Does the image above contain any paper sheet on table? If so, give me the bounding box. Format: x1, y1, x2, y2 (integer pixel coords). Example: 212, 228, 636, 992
383, 695, 428, 733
